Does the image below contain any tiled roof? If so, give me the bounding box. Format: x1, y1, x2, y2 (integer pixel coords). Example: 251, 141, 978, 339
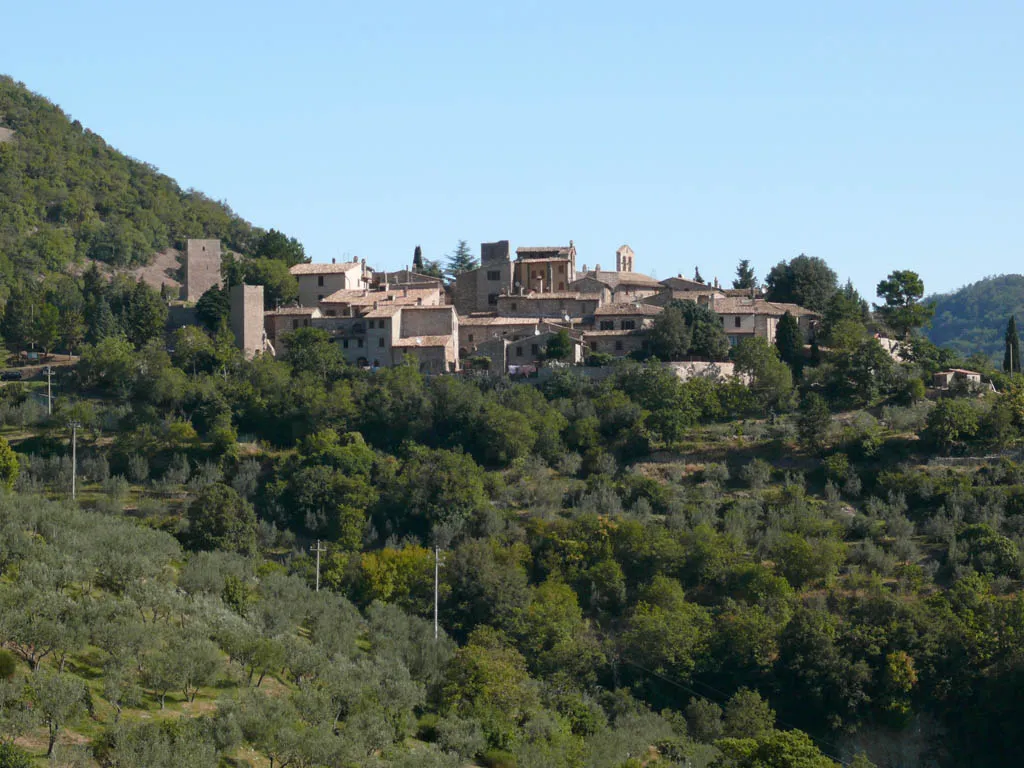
362, 305, 404, 318
460, 316, 539, 326
290, 261, 363, 275
575, 270, 662, 288
393, 335, 453, 347
711, 297, 818, 317
502, 291, 593, 300
322, 287, 439, 305
584, 329, 649, 337
264, 307, 320, 316
593, 303, 663, 316
516, 246, 571, 256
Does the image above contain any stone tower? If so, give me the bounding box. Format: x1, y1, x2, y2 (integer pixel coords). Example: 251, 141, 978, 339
616, 245, 635, 273
230, 284, 265, 359
182, 239, 223, 302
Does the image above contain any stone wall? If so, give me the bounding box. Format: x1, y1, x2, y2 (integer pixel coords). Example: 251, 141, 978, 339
182, 239, 222, 302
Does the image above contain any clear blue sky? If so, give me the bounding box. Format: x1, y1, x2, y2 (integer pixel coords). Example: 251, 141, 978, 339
5, 1, 1023, 296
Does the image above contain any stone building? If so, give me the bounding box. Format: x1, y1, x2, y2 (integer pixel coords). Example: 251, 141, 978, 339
513, 243, 577, 293
452, 240, 512, 315
702, 295, 819, 347
230, 284, 267, 359
585, 330, 649, 358
591, 303, 663, 331
496, 291, 601, 320
290, 258, 369, 307
318, 286, 443, 318
264, 306, 322, 355
182, 239, 222, 302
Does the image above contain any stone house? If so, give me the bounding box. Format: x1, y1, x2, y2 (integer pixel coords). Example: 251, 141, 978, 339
701, 295, 819, 347
585, 330, 649, 358
591, 303, 663, 331
513, 243, 577, 293
264, 306, 323, 355
290, 258, 369, 307
452, 240, 513, 315
317, 285, 443, 318
496, 291, 602, 320
933, 369, 982, 388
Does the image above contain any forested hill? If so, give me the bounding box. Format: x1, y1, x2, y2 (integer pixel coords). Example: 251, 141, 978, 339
926, 273, 1024, 360
0, 75, 291, 277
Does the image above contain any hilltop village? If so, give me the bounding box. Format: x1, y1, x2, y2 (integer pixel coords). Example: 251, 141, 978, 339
188, 238, 819, 375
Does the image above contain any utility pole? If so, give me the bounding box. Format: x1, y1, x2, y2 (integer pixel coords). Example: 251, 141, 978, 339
67, 420, 80, 500
434, 545, 441, 640
312, 539, 326, 592
44, 366, 53, 415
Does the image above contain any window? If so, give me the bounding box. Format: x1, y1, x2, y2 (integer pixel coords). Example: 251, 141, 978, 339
615, 341, 623, 351
343, 339, 349, 349
303, 319, 310, 327
720, 316, 725, 325
621, 320, 636, 330
318, 295, 324, 301
368, 320, 375, 329
599, 320, 615, 330
487, 270, 501, 281
317, 276, 324, 287
487, 293, 498, 305
516, 346, 523, 356
558, 282, 565, 290
357, 339, 364, 348
326, 310, 336, 316
734, 316, 742, 328
592, 342, 599, 352
292, 319, 299, 330
511, 303, 518, 311
531, 344, 539, 355
728, 335, 738, 346
378, 337, 385, 347
468, 334, 474, 342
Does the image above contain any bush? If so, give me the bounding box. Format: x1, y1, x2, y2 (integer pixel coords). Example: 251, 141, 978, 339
480, 749, 517, 768
0, 649, 16, 679
0, 743, 33, 768
740, 459, 772, 490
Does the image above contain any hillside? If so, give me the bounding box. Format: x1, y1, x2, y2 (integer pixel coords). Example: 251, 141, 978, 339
926, 274, 1024, 361
0, 75, 279, 279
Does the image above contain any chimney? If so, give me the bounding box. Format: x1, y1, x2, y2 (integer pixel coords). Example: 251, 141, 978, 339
332, 257, 336, 264
353, 255, 359, 263
403, 287, 408, 297
373, 301, 379, 310
595, 264, 601, 272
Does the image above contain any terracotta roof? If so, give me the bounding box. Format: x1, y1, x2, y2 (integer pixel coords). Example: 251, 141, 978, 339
290, 261, 363, 275
575, 270, 662, 288
593, 303, 663, 316
502, 291, 594, 300
460, 316, 545, 326
265, 307, 320, 317
322, 287, 439, 305
584, 329, 649, 337
393, 335, 453, 347
362, 305, 404, 318
710, 297, 818, 317
516, 246, 571, 256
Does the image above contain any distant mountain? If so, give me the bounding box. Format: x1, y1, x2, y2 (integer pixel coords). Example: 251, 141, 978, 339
926, 274, 1024, 360
0, 75, 285, 280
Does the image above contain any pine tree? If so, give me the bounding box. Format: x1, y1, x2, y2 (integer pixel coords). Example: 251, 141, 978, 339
1005, 315, 1021, 373
733, 259, 758, 289
444, 240, 479, 280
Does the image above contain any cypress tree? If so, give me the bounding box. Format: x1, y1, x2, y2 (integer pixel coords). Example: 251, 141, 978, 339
775, 311, 804, 374
1005, 315, 1021, 373
413, 245, 424, 271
